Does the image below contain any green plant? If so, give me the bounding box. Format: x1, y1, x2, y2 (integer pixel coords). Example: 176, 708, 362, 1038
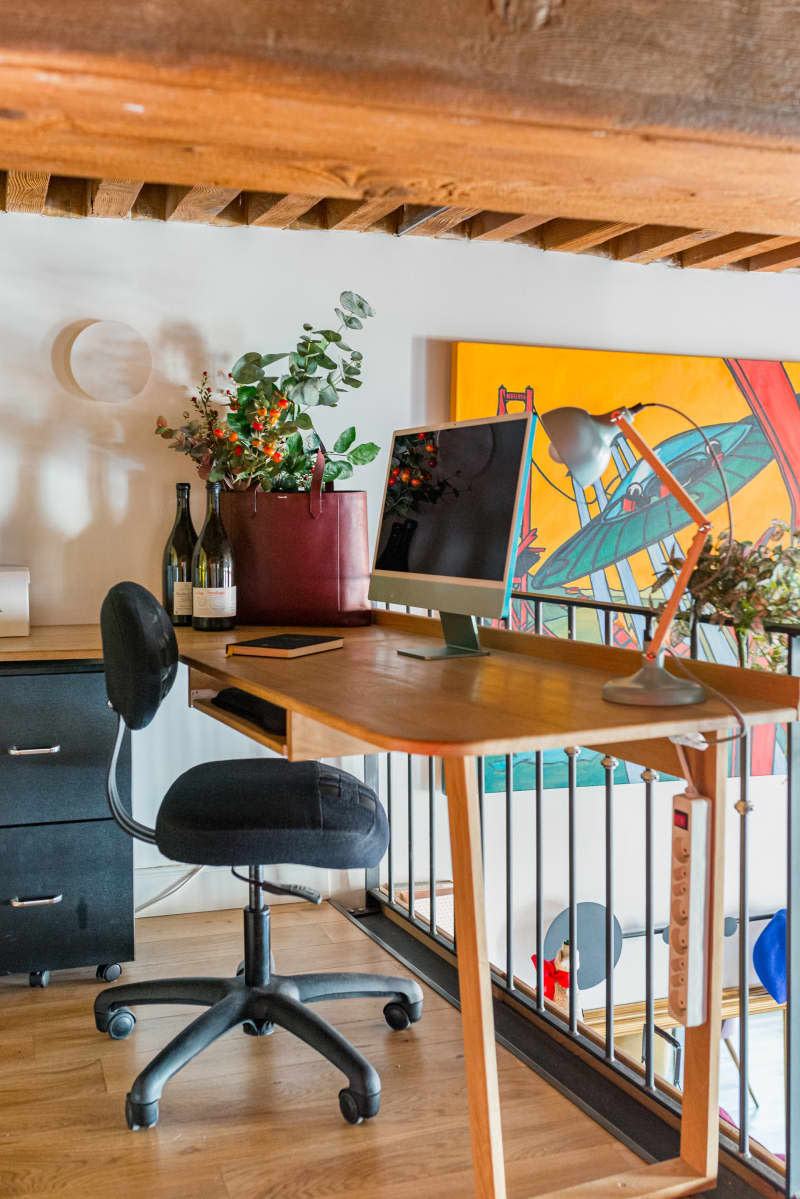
155, 291, 379, 491
654, 521, 800, 668
383, 431, 459, 518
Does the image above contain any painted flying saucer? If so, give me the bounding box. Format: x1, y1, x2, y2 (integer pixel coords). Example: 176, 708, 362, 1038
531, 417, 772, 591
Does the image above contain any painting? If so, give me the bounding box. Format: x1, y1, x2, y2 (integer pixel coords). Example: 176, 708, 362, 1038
451, 342, 800, 789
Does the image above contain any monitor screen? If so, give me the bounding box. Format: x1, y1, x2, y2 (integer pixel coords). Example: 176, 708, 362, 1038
369, 414, 532, 619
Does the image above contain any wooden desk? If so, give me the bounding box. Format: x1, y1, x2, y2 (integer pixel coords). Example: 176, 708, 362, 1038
176, 609, 800, 1199
6, 614, 797, 1199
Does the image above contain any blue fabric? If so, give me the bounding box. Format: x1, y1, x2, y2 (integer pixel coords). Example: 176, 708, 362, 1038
753, 908, 787, 1004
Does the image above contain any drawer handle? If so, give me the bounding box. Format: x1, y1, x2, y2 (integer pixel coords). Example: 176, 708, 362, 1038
9, 894, 63, 907
7, 745, 61, 756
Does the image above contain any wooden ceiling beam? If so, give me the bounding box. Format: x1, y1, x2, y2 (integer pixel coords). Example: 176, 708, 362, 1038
6, 4, 800, 234
325, 197, 401, 232
247, 193, 323, 228
682, 232, 800, 270
611, 226, 720, 264
44, 175, 89, 218
398, 205, 480, 237
469, 212, 551, 242
747, 243, 800, 273
539, 220, 639, 253
5, 170, 49, 214
166, 185, 240, 222
91, 179, 143, 218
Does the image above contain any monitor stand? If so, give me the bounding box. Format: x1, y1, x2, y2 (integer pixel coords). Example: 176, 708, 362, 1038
398, 612, 490, 661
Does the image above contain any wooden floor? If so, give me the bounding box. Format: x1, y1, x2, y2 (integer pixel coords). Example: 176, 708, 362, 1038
0, 903, 641, 1198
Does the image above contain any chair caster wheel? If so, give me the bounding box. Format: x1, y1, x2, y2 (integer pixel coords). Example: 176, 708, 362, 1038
338, 1087, 380, 1124
29, 970, 50, 988
125, 1095, 158, 1130
242, 1018, 274, 1037
103, 1008, 136, 1040
383, 1000, 421, 1030
96, 963, 123, 983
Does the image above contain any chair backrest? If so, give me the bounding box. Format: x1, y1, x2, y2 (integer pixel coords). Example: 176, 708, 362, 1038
101, 582, 179, 730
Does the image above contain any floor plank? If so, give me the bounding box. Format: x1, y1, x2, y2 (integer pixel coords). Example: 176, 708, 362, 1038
0, 904, 641, 1197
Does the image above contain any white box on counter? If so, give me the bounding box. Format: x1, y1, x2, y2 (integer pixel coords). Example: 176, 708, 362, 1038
0, 566, 30, 637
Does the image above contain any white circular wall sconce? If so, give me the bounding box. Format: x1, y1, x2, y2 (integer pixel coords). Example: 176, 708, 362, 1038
67, 320, 152, 402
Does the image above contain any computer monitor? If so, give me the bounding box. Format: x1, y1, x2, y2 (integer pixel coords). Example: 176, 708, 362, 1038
369, 413, 534, 658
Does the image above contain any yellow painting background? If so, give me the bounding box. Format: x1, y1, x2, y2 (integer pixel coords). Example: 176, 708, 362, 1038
451, 341, 799, 597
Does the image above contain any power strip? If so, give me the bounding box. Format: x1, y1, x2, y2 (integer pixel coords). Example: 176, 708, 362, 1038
668, 792, 711, 1027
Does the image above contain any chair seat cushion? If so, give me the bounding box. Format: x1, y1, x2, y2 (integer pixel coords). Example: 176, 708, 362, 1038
156, 759, 387, 869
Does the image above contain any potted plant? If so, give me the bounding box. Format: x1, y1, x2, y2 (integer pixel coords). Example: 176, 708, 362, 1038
655, 521, 800, 668
155, 291, 380, 624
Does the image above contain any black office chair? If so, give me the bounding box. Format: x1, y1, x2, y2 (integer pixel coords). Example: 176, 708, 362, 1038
94, 581, 422, 1131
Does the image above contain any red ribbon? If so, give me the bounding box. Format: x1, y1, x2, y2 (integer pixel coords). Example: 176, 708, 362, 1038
531, 955, 570, 1000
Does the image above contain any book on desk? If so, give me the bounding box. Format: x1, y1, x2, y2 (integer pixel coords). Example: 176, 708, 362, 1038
225, 634, 344, 659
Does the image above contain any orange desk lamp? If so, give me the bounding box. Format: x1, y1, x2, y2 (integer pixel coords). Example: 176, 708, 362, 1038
540, 405, 711, 706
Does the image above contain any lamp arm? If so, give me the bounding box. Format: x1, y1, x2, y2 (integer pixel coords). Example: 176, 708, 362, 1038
612, 414, 712, 660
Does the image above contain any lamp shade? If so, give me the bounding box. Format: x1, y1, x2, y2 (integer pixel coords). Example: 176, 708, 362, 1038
540, 407, 624, 489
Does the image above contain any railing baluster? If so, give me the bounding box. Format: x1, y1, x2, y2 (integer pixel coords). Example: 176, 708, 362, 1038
407, 754, 414, 923
642, 767, 657, 1090
428, 757, 437, 937
567, 604, 576, 640
787, 631, 800, 1197
566, 746, 580, 1034
477, 757, 485, 868
534, 599, 542, 635
604, 608, 613, 646
736, 731, 752, 1156
387, 752, 394, 904
603, 755, 618, 1062
535, 748, 544, 1013
506, 753, 514, 991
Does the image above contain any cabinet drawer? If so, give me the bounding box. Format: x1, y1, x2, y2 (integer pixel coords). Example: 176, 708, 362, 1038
0, 818, 133, 975
0, 671, 130, 825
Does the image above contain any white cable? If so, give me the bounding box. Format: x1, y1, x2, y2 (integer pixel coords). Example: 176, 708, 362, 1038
673, 743, 701, 797
135, 866, 205, 914
666, 645, 747, 747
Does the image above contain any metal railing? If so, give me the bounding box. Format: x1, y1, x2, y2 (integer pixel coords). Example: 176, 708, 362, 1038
364, 591, 800, 1196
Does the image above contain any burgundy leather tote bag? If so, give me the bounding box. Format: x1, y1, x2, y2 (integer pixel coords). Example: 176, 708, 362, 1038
219, 451, 371, 626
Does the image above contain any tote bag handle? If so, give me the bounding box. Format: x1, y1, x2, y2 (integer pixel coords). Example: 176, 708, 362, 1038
309, 449, 334, 518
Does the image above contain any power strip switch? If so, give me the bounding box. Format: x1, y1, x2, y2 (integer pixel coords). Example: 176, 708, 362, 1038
668, 792, 711, 1028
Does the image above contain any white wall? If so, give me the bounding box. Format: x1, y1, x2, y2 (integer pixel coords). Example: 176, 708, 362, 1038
1, 212, 799, 914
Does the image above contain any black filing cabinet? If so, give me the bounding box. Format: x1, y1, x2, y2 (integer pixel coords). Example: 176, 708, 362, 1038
0, 662, 134, 985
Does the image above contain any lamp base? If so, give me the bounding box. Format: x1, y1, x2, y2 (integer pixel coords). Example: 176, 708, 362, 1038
602, 655, 705, 707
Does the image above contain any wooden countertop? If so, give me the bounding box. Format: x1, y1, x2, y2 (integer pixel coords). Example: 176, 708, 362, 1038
0, 624, 103, 662
178, 611, 800, 758
4, 612, 798, 760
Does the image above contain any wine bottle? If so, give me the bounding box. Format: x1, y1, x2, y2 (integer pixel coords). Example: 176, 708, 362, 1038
191, 481, 236, 631
162, 483, 197, 626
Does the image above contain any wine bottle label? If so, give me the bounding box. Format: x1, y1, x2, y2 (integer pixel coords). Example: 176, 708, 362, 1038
193, 586, 237, 618
173, 581, 193, 616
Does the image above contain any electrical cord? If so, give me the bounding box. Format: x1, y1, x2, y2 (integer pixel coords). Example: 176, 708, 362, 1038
665, 645, 746, 747
532, 456, 580, 501
135, 866, 204, 914
631, 401, 735, 596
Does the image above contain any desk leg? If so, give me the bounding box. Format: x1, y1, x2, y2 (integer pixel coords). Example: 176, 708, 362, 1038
679, 734, 726, 1180
444, 756, 507, 1199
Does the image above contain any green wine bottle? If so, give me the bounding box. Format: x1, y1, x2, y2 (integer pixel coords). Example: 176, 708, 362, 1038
162, 483, 197, 626
191, 482, 236, 631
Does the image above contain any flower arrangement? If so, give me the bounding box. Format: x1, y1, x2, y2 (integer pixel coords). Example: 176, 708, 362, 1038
655, 520, 800, 668
154, 292, 379, 492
